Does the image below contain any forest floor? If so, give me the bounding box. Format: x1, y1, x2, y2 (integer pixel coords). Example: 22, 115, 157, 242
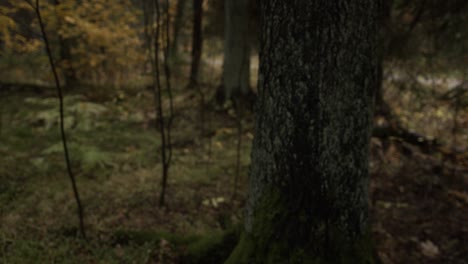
0, 82, 466, 263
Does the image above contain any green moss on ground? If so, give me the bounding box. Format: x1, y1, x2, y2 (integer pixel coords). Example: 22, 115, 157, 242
183, 227, 239, 264
112, 229, 199, 246
1, 87, 250, 263
112, 227, 240, 264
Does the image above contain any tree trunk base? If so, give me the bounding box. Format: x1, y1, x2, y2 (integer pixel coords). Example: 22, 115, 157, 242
225, 232, 378, 264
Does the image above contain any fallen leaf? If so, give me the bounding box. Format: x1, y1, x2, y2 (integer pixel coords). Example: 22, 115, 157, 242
420, 240, 440, 258
448, 190, 468, 204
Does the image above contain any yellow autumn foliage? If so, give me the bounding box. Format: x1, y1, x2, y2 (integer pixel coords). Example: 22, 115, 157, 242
0, 0, 144, 85
0, 1, 40, 54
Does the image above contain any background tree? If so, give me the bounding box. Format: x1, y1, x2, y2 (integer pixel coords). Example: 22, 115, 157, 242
217, 0, 251, 103
0, 0, 143, 86
34, 0, 86, 239
226, 1, 380, 263
188, 0, 203, 87
52, 0, 78, 87
170, 0, 188, 62
371, 0, 467, 149
0, 1, 43, 82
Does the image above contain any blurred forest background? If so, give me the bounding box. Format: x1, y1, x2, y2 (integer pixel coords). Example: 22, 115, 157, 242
0, 0, 466, 263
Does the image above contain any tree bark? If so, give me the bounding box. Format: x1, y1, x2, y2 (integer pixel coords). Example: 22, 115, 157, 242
170, 0, 188, 61
375, 0, 393, 117
189, 0, 203, 87
225, 1, 381, 263
219, 0, 251, 101
54, 0, 78, 88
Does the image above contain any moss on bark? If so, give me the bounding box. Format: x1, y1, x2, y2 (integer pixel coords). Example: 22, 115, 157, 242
225, 230, 376, 264
225, 188, 377, 264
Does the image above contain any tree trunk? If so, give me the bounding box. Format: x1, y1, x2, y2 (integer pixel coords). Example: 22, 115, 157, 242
170, 0, 188, 61
225, 1, 381, 263
375, 0, 393, 117
219, 0, 251, 101
60, 37, 79, 87
54, 0, 78, 88
189, 0, 203, 87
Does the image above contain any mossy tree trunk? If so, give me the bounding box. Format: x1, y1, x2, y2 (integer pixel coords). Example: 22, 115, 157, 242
225, 1, 381, 263
218, 0, 251, 102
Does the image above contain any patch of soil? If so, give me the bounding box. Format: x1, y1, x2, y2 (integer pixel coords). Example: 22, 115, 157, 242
370, 139, 467, 264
